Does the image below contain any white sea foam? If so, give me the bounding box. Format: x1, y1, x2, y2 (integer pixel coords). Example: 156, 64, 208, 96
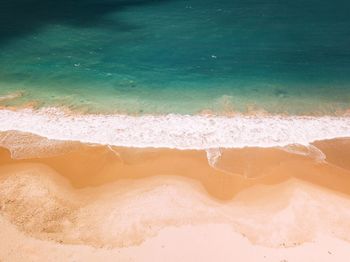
0, 108, 349, 150
206, 148, 222, 167
281, 144, 326, 163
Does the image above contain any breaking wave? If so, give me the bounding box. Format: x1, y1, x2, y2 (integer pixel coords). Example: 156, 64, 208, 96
0, 108, 349, 150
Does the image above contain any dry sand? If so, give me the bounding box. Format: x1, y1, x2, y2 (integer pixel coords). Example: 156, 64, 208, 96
1, 131, 350, 261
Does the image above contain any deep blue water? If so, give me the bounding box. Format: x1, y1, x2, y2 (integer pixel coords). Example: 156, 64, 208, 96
0, 0, 350, 114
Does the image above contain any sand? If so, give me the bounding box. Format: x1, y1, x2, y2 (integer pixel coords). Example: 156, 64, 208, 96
1, 131, 350, 261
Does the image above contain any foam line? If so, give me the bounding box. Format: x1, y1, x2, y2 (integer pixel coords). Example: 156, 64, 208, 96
0, 108, 349, 149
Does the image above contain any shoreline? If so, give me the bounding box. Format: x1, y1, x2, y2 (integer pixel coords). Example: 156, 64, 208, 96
1, 107, 350, 150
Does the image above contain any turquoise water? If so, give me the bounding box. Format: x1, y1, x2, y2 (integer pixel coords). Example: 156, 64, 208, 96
0, 0, 350, 115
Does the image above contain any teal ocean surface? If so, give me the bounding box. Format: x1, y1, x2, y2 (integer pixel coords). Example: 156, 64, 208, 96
0, 0, 350, 115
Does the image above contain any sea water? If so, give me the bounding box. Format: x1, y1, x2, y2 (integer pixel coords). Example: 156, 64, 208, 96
0, 0, 349, 115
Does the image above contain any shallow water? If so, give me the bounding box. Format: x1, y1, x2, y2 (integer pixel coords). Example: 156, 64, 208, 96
0, 0, 350, 115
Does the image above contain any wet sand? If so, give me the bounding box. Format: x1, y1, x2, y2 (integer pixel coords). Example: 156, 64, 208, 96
1, 131, 350, 199
1, 131, 350, 261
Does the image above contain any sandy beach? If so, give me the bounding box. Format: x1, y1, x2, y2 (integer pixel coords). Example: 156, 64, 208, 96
1, 128, 350, 261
